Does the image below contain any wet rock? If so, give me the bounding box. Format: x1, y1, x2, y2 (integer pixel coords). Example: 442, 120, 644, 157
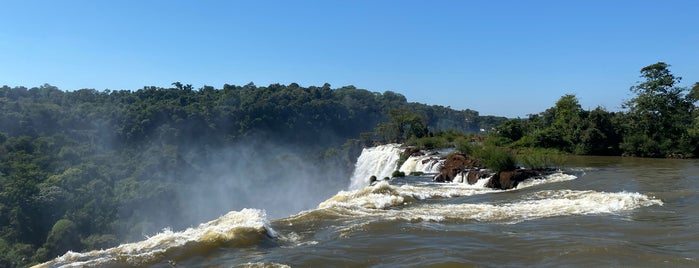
466, 169, 491, 184
403, 147, 424, 157
485, 169, 548, 190
433, 153, 480, 182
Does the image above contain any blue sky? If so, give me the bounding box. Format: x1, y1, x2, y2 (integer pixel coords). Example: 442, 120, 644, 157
2, 0, 698, 117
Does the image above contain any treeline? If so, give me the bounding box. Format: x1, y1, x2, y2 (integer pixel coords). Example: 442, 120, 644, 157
491, 62, 699, 158
0, 82, 503, 266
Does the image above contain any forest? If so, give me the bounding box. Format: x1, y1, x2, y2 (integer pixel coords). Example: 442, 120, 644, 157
0, 81, 503, 266
490, 62, 699, 158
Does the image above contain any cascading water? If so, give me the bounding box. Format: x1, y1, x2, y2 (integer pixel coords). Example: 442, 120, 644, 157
398, 155, 444, 175
348, 144, 403, 190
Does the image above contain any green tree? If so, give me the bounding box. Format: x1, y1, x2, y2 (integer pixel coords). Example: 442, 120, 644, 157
620, 62, 695, 157
577, 108, 622, 155
494, 119, 525, 142
33, 219, 80, 262
525, 94, 583, 152
375, 108, 428, 143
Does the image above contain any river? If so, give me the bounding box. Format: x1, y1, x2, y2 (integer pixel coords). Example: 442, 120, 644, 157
37, 148, 698, 267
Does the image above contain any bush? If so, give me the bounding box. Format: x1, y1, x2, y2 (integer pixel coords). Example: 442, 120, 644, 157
406, 136, 449, 150
409, 171, 424, 176
396, 152, 410, 170
620, 133, 662, 157
509, 134, 535, 148
483, 135, 512, 147
39, 219, 81, 261
474, 146, 516, 172
455, 138, 474, 155
516, 148, 567, 170
418, 136, 448, 149
392, 170, 405, 178
0, 240, 34, 267
81, 234, 118, 250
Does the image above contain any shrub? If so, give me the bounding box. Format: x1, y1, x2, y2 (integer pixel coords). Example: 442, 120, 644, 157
396, 152, 410, 170
474, 146, 516, 172
620, 133, 662, 157
392, 170, 406, 178
406, 136, 449, 150
418, 136, 448, 149
517, 148, 567, 170
81, 234, 118, 250
483, 135, 511, 147
455, 139, 474, 155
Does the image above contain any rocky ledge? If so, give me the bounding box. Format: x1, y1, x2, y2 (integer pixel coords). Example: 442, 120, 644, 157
432, 152, 555, 190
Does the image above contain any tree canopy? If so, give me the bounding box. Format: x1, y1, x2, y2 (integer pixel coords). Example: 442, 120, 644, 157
0, 82, 504, 267
491, 62, 698, 158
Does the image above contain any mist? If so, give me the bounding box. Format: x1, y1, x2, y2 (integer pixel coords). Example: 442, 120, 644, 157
118, 137, 353, 238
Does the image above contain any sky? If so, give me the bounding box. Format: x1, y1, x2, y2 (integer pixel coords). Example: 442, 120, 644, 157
1, 0, 698, 118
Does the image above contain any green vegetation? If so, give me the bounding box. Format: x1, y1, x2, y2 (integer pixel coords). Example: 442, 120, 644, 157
405, 130, 483, 151
473, 146, 517, 172
515, 148, 568, 170
492, 62, 698, 158
0, 82, 501, 267
391, 170, 406, 178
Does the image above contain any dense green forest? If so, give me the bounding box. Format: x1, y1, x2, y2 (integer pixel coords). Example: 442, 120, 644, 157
0, 82, 504, 266
490, 62, 699, 158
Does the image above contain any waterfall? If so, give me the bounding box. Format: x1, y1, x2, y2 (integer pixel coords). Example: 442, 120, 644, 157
348, 144, 403, 190
399, 155, 444, 175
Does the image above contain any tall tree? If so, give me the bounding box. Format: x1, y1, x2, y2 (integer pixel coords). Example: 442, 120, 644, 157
620, 62, 695, 157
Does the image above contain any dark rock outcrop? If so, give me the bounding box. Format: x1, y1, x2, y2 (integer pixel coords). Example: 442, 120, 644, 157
466, 169, 491, 184
433, 153, 480, 182
485, 169, 549, 190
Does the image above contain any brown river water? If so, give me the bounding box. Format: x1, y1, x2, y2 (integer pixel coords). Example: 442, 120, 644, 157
38, 150, 698, 268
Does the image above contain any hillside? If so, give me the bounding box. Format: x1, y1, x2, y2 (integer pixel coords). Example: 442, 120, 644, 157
0, 82, 505, 266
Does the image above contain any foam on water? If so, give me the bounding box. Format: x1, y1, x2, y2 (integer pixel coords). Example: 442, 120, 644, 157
516, 172, 577, 188
235, 262, 291, 268
324, 188, 663, 225
34, 209, 276, 268
322, 172, 578, 211
394, 189, 664, 223
320, 181, 411, 209
319, 171, 661, 226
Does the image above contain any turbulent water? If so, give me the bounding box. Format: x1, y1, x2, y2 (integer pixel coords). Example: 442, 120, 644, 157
37, 145, 699, 267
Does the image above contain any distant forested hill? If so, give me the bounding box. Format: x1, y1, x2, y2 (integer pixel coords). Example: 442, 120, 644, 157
0, 82, 504, 266
0, 83, 501, 147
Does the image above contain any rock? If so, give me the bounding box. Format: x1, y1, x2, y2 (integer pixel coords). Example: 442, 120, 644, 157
403, 147, 424, 157
466, 168, 491, 184
485, 169, 547, 190
433, 153, 480, 182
